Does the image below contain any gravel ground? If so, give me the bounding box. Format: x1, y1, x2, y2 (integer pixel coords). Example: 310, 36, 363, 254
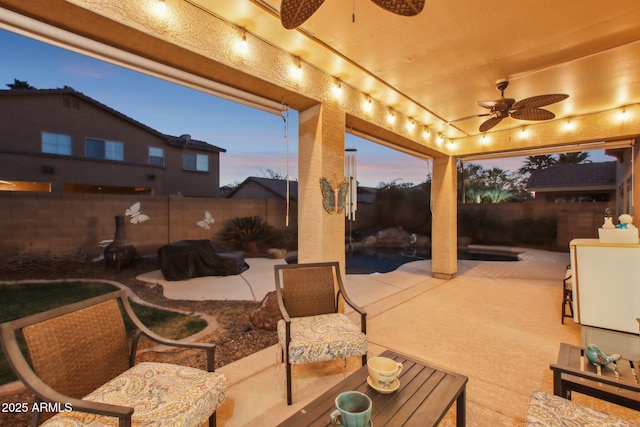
0, 254, 278, 426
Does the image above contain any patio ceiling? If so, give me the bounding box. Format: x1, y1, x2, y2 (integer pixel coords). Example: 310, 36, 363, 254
2, 0, 640, 158
194, 0, 640, 146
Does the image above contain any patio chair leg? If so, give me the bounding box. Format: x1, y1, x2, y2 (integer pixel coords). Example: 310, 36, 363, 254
286, 362, 292, 405
362, 354, 367, 366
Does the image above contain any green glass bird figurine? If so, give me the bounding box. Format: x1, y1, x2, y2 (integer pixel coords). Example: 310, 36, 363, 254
585, 344, 621, 367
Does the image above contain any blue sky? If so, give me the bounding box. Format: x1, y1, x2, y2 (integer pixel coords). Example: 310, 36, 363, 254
0, 29, 611, 187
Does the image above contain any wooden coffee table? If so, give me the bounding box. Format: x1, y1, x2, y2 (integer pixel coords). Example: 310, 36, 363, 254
277, 349, 468, 426
550, 342, 640, 410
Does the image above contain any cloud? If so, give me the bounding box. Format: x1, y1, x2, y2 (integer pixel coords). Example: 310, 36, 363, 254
63, 63, 113, 79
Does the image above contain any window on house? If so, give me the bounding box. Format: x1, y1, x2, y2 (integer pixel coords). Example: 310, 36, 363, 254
183, 152, 208, 172
42, 132, 72, 155
85, 138, 123, 161
62, 97, 80, 109
149, 147, 164, 166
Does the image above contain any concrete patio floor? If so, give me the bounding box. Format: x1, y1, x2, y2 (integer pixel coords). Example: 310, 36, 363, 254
139, 249, 640, 426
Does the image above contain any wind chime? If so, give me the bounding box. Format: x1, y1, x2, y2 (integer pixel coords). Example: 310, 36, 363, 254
345, 148, 357, 250
282, 104, 291, 226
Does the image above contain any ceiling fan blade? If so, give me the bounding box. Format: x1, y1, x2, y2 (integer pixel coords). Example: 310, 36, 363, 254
280, 0, 325, 29
510, 108, 556, 121
512, 94, 569, 109
447, 113, 491, 124
479, 116, 504, 132
370, 0, 425, 16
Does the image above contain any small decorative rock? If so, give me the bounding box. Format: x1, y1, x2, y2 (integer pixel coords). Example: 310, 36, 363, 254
249, 291, 283, 330
267, 248, 286, 259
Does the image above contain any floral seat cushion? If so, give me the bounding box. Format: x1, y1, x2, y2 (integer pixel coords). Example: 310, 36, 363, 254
278, 313, 367, 365
525, 391, 637, 427
42, 362, 226, 427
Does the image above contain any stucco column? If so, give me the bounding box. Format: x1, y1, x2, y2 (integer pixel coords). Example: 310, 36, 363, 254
431, 155, 458, 279
297, 102, 346, 268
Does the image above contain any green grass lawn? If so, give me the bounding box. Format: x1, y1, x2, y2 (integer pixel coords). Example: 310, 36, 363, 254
0, 281, 207, 385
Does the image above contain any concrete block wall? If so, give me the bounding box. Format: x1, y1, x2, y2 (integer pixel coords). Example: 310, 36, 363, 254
0, 192, 298, 258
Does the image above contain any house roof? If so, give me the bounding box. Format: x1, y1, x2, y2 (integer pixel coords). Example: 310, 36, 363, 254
0, 87, 226, 153
227, 176, 380, 203
226, 176, 299, 199
527, 162, 617, 192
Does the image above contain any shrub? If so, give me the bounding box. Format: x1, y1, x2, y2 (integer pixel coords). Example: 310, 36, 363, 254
222, 216, 275, 252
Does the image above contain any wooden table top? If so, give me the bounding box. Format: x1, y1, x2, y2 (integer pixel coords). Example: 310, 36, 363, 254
277, 349, 468, 427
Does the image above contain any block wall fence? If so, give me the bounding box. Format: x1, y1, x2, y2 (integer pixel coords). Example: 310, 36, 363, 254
0, 192, 612, 259
0, 192, 298, 258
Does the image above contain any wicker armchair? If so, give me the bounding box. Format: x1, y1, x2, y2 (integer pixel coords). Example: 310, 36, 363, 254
275, 262, 367, 405
0, 290, 226, 427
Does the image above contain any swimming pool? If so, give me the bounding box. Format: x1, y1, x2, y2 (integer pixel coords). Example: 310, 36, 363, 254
344, 246, 519, 274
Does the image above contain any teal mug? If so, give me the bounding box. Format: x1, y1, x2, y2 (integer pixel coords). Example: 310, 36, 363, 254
329, 391, 372, 427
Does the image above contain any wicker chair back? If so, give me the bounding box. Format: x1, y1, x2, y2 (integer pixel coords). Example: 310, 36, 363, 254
281, 265, 337, 317
22, 298, 130, 399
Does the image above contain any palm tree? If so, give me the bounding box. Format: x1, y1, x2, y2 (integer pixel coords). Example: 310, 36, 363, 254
6, 79, 35, 89
482, 188, 516, 203
458, 162, 487, 203
557, 152, 590, 165
518, 155, 557, 175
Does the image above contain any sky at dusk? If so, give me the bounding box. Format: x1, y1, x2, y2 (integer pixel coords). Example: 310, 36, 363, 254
0, 29, 613, 187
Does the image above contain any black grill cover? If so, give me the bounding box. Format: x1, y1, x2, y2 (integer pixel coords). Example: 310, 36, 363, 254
158, 240, 249, 281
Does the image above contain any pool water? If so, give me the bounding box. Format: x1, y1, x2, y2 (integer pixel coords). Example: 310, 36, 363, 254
345, 247, 518, 274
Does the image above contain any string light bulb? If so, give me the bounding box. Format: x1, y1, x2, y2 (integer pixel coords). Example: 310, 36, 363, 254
291, 57, 302, 81
387, 110, 396, 124
363, 96, 372, 114
154, 0, 167, 17
563, 117, 575, 131
235, 28, 248, 55
332, 80, 342, 98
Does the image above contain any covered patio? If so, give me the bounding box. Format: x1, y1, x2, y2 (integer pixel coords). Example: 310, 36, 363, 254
2, 0, 640, 276
2, 1, 640, 425
183, 249, 639, 425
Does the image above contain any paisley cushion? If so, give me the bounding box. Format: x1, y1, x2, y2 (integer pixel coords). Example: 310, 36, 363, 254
525, 391, 636, 427
278, 313, 367, 365
42, 362, 226, 426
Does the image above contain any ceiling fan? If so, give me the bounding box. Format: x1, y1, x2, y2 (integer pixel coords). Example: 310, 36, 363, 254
449, 79, 569, 132
280, 0, 425, 29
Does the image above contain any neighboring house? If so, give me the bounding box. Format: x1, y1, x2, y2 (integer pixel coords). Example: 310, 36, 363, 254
526, 161, 617, 203
225, 176, 378, 204
225, 176, 298, 200
0, 87, 225, 197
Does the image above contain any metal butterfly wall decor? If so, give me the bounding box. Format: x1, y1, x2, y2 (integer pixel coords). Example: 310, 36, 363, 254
197, 211, 215, 230
125, 202, 150, 224
320, 177, 349, 214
